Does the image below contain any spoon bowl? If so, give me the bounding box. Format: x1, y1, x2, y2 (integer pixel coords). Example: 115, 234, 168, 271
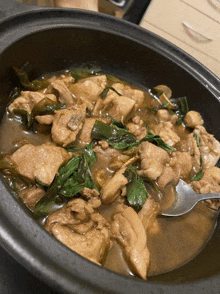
161, 179, 220, 217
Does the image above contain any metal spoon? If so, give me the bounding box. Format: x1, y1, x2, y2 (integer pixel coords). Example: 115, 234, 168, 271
161, 179, 220, 217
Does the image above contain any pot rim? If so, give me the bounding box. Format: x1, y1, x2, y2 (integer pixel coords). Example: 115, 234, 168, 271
0, 7, 220, 294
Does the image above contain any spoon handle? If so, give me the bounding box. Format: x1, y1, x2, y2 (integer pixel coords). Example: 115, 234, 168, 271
198, 193, 220, 201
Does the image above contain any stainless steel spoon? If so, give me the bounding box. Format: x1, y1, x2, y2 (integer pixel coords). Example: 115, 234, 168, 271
161, 179, 220, 217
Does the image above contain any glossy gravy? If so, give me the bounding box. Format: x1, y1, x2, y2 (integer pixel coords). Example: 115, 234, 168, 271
0, 75, 218, 278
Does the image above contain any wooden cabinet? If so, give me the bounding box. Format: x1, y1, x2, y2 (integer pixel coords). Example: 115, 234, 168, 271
140, 0, 220, 79
182, 0, 220, 22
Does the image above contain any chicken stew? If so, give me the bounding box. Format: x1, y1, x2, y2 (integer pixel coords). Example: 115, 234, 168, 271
0, 67, 219, 279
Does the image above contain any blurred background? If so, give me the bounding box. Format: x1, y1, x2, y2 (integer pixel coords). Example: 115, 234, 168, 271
15, 0, 126, 18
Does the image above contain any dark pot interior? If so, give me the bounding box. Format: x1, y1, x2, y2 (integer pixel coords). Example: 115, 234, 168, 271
0, 3, 220, 294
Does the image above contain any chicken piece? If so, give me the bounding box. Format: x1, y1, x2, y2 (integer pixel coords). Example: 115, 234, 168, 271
99, 154, 139, 202
191, 167, 220, 210
8, 90, 58, 125
169, 151, 192, 180
46, 197, 110, 265
69, 75, 107, 109
93, 89, 136, 123
19, 187, 45, 210
50, 79, 74, 107
178, 133, 201, 175
77, 118, 97, 147
93, 143, 123, 169
127, 115, 147, 140
101, 167, 128, 205
123, 87, 145, 107
204, 166, 220, 183
51, 105, 86, 147
58, 74, 74, 86
80, 187, 101, 209
108, 154, 130, 170
193, 126, 220, 168
138, 197, 160, 234
139, 142, 169, 180
151, 121, 180, 147
184, 111, 203, 128
190, 134, 201, 175
97, 154, 138, 199
10, 143, 70, 186
47, 74, 74, 86
157, 165, 178, 188
35, 114, 54, 125
111, 207, 149, 279
8, 91, 56, 114
45, 198, 107, 234
156, 109, 178, 124
103, 95, 136, 123
98, 141, 109, 150
8, 91, 57, 125
105, 83, 145, 107
191, 167, 220, 194
92, 143, 125, 187
46, 198, 94, 233
51, 224, 110, 265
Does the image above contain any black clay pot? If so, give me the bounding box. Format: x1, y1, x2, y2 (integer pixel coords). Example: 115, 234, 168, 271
0, 1, 220, 293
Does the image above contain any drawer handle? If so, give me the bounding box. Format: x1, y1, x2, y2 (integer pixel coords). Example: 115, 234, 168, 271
182, 22, 212, 43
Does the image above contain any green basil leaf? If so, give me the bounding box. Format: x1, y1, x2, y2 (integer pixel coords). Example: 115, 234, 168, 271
33, 148, 98, 217
112, 119, 128, 130
148, 134, 176, 152
105, 74, 129, 85
33, 195, 65, 219
31, 98, 66, 117
191, 170, 204, 182
12, 98, 65, 130
78, 154, 98, 191
193, 134, 200, 148
151, 102, 170, 112
84, 142, 97, 167
176, 97, 189, 115
151, 87, 164, 98
138, 131, 176, 152
35, 177, 49, 187
124, 165, 148, 210
100, 87, 122, 99
57, 155, 82, 187
170, 97, 189, 125
13, 66, 49, 91
59, 174, 85, 197
12, 109, 33, 129
91, 120, 137, 149
91, 120, 175, 152
70, 67, 101, 82
9, 87, 21, 101
34, 176, 59, 217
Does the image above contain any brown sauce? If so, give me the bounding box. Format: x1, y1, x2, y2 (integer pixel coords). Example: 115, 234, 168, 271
0, 115, 52, 155
99, 197, 216, 277
0, 73, 218, 279
99, 192, 216, 276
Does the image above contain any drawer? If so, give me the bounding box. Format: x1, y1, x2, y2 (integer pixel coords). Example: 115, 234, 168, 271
140, 21, 220, 79
181, 0, 220, 24
144, 0, 220, 62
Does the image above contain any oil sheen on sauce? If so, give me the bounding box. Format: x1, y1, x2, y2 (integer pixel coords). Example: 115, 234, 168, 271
0, 85, 217, 279
102, 201, 217, 277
